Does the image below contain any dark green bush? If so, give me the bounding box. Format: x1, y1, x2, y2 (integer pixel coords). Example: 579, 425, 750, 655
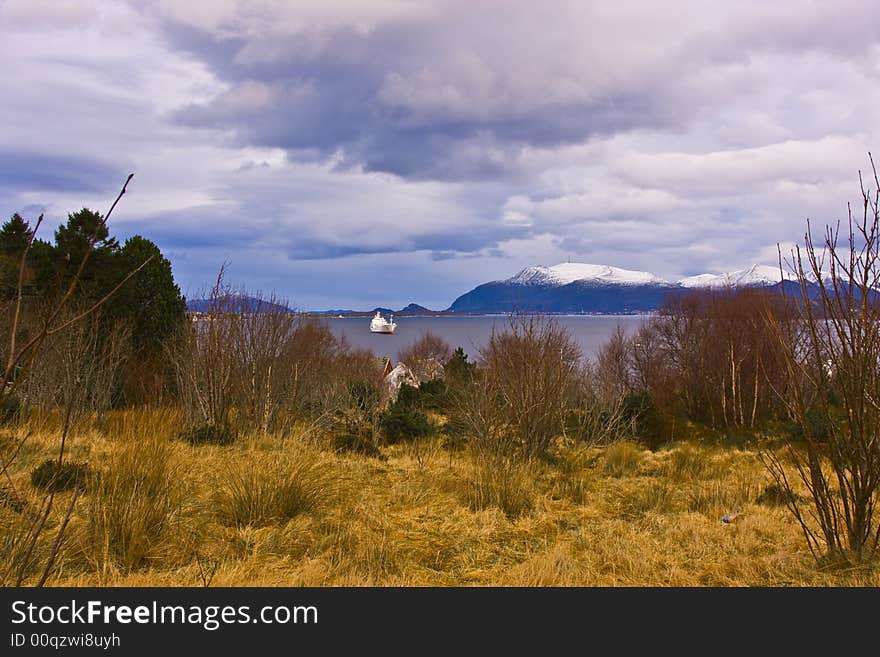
394, 383, 421, 407
444, 347, 476, 385
348, 381, 380, 413
30, 459, 90, 492
179, 424, 236, 446
621, 390, 666, 449
381, 384, 436, 443
381, 406, 434, 443
441, 410, 469, 438
790, 407, 835, 443
332, 432, 384, 459
0, 393, 22, 426
756, 482, 799, 507
416, 378, 448, 410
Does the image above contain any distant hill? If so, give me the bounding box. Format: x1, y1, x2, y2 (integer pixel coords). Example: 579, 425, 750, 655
311, 303, 444, 317
187, 295, 294, 314
397, 303, 444, 314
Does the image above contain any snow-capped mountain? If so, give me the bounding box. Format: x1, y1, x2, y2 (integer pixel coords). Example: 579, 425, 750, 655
446, 262, 805, 314
677, 265, 795, 289
510, 263, 668, 287
448, 262, 677, 313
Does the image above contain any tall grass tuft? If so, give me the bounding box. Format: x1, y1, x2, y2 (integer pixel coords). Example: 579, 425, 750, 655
0, 497, 50, 585
549, 446, 596, 505
214, 446, 339, 528
84, 435, 187, 572
465, 455, 535, 519
666, 443, 714, 481
602, 441, 643, 478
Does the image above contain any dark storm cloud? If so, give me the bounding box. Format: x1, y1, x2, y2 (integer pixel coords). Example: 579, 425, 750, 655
173, 73, 676, 180
177, 89, 676, 183
157, 4, 685, 182
150, 1, 880, 187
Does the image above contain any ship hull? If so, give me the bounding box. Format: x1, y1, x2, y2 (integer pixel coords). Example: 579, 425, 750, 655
369, 312, 396, 334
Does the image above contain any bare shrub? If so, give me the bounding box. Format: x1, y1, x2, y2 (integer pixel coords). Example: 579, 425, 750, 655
18, 310, 131, 421
174, 266, 384, 442
398, 331, 451, 382
172, 270, 238, 436
477, 314, 582, 459
564, 361, 629, 446
452, 369, 513, 454
593, 325, 633, 403
597, 288, 795, 441
448, 315, 582, 516
592, 322, 677, 446
228, 290, 300, 434
762, 156, 880, 563
446, 368, 528, 515
285, 325, 382, 431
442, 315, 583, 517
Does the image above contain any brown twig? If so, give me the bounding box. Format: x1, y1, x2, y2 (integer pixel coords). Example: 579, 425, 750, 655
37, 487, 81, 587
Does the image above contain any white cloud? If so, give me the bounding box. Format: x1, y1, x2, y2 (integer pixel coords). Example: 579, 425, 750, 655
614, 137, 865, 197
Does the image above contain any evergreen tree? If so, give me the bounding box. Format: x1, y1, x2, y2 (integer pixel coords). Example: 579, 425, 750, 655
2, 207, 186, 402
54, 208, 117, 261
51, 208, 120, 303
0, 214, 52, 300
116, 235, 186, 355
444, 347, 476, 384
0, 214, 33, 299
0, 214, 31, 257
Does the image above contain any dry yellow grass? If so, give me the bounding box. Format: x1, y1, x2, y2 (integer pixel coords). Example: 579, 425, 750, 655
1, 408, 878, 587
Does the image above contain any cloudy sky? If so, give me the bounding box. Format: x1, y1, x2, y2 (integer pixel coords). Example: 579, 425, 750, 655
2, 1, 879, 310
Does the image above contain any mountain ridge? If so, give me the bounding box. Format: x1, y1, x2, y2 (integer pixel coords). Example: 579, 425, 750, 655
447, 261, 804, 314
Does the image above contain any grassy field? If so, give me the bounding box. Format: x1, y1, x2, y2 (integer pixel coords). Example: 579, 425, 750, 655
2, 408, 878, 587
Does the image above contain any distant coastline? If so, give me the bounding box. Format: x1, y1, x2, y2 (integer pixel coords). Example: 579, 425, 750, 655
303, 309, 656, 318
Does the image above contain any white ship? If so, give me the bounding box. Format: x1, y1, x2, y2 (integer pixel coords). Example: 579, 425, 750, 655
369, 311, 397, 334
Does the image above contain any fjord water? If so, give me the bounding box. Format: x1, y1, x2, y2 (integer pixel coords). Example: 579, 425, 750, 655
323, 314, 648, 362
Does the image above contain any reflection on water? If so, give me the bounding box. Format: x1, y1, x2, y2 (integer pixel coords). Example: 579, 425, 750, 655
321, 314, 649, 362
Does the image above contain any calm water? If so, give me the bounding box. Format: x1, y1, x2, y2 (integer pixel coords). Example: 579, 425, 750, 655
322, 315, 648, 362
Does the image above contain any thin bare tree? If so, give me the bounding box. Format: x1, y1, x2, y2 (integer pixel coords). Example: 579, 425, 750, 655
398, 331, 451, 383
762, 154, 880, 563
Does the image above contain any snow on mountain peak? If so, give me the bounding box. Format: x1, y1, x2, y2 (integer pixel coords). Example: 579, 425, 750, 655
504, 261, 801, 291
509, 263, 669, 287
677, 264, 796, 288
